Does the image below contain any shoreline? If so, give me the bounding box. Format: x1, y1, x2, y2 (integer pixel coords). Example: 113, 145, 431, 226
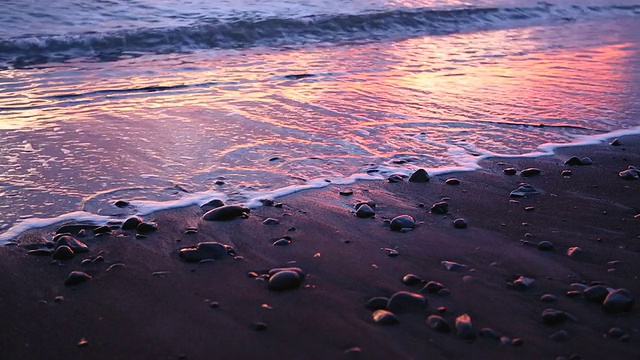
1, 135, 638, 359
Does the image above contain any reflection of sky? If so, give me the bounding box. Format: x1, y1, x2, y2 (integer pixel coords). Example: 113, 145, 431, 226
0, 17, 639, 230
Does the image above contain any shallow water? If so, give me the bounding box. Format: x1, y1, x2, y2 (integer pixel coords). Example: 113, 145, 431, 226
1, 0, 640, 241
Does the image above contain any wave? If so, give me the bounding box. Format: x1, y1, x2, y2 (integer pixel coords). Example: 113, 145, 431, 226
1, 4, 640, 67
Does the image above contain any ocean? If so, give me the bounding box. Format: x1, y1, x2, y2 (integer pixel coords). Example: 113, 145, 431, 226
1, 0, 639, 242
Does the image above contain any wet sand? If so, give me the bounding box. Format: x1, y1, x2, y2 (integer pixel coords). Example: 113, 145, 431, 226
0, 135, 638, 360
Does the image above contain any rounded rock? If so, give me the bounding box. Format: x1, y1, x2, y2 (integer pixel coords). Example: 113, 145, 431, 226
583, 285, 609, 304
401, 274, 422, 286
521, 168, 541, 177
538, 241, 554, 251
427, 315, 451, 333
408, 169, 430, 183
372, 310, 399, 325
268, 270, 302, 291
65, 271, 92, 286
453, 218, 467, 229
421, 281, 445, 294
356, 204, 376, 218
52, 245, 75, 260
390, 215, 415, 231
540, 294, 557, 303
445, 178, 460, 185
455, 314, 475, 339
55, 235, 89, 253
121, 216, 143, 230
202, 205, 250, 221
567, 247, 583, 257
430, 201, 449, 215
602, 288, 634, 313
386, 291, 427, 313
503, 168, 517, 175
366, 297, 389, 311
136, 222, 158, 234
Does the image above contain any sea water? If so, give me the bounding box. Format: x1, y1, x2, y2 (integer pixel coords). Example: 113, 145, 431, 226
1, 0, 639, 242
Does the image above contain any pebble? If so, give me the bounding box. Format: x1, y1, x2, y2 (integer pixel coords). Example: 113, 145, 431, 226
479, 328, 500, 340
445, 178, 460, 185
550, 330, 570, 341
387, 174, 404, 183
427, 315, 451, 332
455, 314, 476, 339
453, 218, 467, 229
355, 204, 375, 218
55, 235, 89, 253
618, 166, 639, 180
252, 322, 268, 331
524, 206, 535, 212
178, 242, 233, 262
421, 281, 445, 294
386, 291, 427, 313
408, 169, 430, 183
565, 156, 587, 166
437, 288, 451, 296
602, 288, 634, 313
136, 222, 158, 234
520, 168, 541, 177
511, 338, 524, 347
65, 271, 92, 286
561, 169, 572, 177
513, 276, 535, 290
355, 201, 376, 210
583, 285, 609, 304
27, 249, 53, 256
567, 247, 583, 257
268, 270, 302, 291
262, 218, 280, 225
272, 238, 291, 246
93, 225, 112, 235
339, 189, 353, 196
121, 216, 143, 230
610, 138, 621, 146
430, 201, 449, 214
510, 184, 539, 197
538, 241, 554, 251
114, 200, 130, 208
401, 274, 422, 285
52, 245, 75, 260
541, 309, 569, 325
390, 215, 415, 231
441, 261, 466, 271
566, 290, 582, 298
77, 338, 89, 348
366, 297, 389, 311
540, 294, 557, 303
372, 310, 399, 325
200, 199, 225, 210
608, 327, 625, 339
503, 168, 517, 175
202, 205, 250, 221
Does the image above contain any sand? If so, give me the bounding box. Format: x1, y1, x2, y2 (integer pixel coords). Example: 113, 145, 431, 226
0, 136, 638, 360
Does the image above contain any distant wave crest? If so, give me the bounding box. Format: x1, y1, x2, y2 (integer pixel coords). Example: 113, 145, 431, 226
2, 4, 639, 67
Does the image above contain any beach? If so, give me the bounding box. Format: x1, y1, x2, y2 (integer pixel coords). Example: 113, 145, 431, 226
1, 135, 637, 360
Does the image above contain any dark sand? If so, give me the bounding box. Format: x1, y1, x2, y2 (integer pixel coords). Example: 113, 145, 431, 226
1, 136, 639, 360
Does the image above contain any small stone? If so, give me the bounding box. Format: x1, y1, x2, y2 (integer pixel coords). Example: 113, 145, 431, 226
550, 330, 570, 341
430, 201, 449, 214
567, 247, 583, 257
55, 235, 89, 253
179, 242, 233, 262
200, 199, 225, 210
455, 314, 475, 339
441, 261, 466, 271
355, 201, 376, 210
386, 291, 427, 313
427, 315, 451, 332
387, 174, 404, 183
538, 241, 554, 251
608, 327, 625, 339
520, 168, 541, 177
385, 248, 399, 257
202, 205, 250, 221
503, 168, 517, 175
511, 338, 523, 347
77, 338, 89, 347
610, 138, 621, 146
114, 200, 130, 208
510, 184, 539, 197
541, 309, 568, 325
252, 322, 268, 331
121, 216, 143, 230
52, 245, 75, 260
339, 189, 353, 196
390, 215, 415, 231
209, 301, 220, 309
453, 218, 467, 229
619, 166, 639, 180
93, 225, 112, 235
566, 290, 582, 298
524, 206, 535, 212
355, 204, 375, 218
445, 178, 460, 185
401, 274, 422, 286
54, 296, 64, 302
513, 276, 535, 290
580, 157, 593, 165
268, 270, 302, 291
343, 347, 362, 357
260, 199, 274, 206
437, 288, 451, 296
262, 218, 279, 225
565, 157, 583, 166
408, 169, 430, 183
136, 222, 158, 234
27, 249, 53, 256
479, 328, 500, 340
540, 294, 557, 303
583, 285, 609, 304
437, 306, 447, 313
561, 169, 572, 177
272, 238, 291, 246
65, 271, 92, 286
602, 288, 634, 313
372, 310, 399, 325
366, 297, 389, 311
421, 281, 445, 294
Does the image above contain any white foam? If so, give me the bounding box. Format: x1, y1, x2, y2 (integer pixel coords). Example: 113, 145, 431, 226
2, 127, 640, 246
